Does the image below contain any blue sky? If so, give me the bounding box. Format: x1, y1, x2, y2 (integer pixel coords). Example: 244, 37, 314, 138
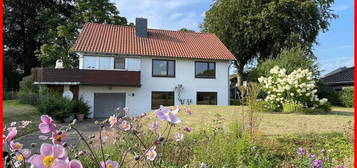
113, 0, 354, 76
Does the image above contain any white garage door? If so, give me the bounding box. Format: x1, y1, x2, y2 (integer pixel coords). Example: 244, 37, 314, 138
94, 93, 126, 118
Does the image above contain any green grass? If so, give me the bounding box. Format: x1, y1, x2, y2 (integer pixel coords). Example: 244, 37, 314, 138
3, 100, 42, 137
154, 105, 354, 136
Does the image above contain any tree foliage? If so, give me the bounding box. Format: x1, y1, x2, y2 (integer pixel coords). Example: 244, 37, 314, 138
178, 28, 195, 32
37, 0, 129, 68
248, 47, 320, 81
202, 0, 336, 86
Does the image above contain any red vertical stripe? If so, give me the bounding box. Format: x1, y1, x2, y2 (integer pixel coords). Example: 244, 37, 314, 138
0, 0, 4, 165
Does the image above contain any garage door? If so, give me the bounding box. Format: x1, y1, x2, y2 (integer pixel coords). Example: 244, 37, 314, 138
94, 93, 126, 118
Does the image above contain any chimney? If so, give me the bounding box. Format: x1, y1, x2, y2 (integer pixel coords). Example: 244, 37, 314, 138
135, 18, 148, 37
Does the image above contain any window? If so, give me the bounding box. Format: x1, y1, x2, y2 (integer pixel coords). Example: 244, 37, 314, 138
114, 57, 126, 69
83, 56, 97, 69
195, 62, 216, 78
151, 92, 174, 109
98, 57, 111, 69
197, 92, 217, 105
152, 60, 175, 77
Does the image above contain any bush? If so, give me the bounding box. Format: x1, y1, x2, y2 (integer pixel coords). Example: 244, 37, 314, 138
230, 99, 241, 105
70, 97, 90, 116
17, 75, 40, 105
316, 81, 341, 106
303, 102, 332, 114
3, 91, 18, 100
253, 101, 275, 112
38, 93, 73, 121
282, 102, 304, 113
338, 88, 354, 107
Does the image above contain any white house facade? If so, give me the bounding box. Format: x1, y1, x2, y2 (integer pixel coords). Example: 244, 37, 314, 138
33, 18, 235, 118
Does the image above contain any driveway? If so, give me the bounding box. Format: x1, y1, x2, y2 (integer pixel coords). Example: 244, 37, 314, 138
5, 119, 102, 152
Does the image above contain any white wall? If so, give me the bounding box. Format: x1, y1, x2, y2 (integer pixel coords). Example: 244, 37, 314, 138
79, 56, 230, 117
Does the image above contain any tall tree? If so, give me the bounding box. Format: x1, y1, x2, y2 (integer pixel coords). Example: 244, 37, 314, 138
3, 0, 75, 90
37, 0, 129, 67
202, 0, 336, 86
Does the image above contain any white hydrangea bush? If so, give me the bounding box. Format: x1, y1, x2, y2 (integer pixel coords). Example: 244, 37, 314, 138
258, 66, 328, 109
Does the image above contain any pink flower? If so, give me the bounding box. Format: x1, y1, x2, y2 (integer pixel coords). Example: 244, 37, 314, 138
52, 160, 83, 168
39, 115, 57, 134
10, 141, 23, 151
108, 115, 117, 127
155, 106, 181, 124
182, 127, 192, 133
4, 128, 17, 143
51, 131, 66, 144
19, 120, 32, 128
146, 146, 157, 161
13, 149, 31, 161
174, 133, 184, 142
149, 121, 160, 131
28, 143, 68, 168
100, 160, 119, 168
119, 120, 131, 131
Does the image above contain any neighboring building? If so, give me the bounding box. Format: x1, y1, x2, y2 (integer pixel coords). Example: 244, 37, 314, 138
33, 18, 235, 118
321, 66, 354, 91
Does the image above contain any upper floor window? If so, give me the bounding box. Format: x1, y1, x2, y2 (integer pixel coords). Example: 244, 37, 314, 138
152, 59, 175, 77
98, 57, 111, 69
83, 56, 97, 69
195, 62, 215, 78
114, 57, 126, 69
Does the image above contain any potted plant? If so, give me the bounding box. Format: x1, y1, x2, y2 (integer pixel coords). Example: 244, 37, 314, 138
72, 98, 90, 121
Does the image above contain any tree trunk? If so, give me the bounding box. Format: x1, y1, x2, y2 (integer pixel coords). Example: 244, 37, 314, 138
235, 61, 244, 87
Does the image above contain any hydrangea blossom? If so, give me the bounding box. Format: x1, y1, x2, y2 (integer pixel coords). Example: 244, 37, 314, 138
258, 66, 328, 108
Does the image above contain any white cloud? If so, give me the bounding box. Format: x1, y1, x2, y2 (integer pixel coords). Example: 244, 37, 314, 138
112, 0, 205, 31
318, 56, 354, 75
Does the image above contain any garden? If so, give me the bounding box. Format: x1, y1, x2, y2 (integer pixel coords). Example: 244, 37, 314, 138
3, 63, 354, 167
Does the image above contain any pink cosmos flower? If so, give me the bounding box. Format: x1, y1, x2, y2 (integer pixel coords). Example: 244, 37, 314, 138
155, 106, 181, 124
29, 143, 68, 168
39, 115, 57, 134
100, 160, 119, 168
4, 128, 17, 143
119, 120, 131, 131
14, 149, 31, 161
51, 131, 66, 144
51, 160, 83, 168
149, 121, 160, 131
146, 146, 157, 161
108, 115, 117, 127
174, 133, 184, 142
10, 141, 23, 151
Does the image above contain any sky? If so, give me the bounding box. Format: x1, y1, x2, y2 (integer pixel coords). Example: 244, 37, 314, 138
112, 0, 354, 76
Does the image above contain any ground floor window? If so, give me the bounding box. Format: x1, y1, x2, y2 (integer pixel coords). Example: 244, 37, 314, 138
151, 91, 174, 109
197, 92, 217, 105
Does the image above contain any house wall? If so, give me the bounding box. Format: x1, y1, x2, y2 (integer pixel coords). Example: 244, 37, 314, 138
79, 56, 231, 117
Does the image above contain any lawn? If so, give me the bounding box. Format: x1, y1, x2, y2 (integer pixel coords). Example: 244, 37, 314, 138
3, 100, 42, 137
169, 105, 354, 136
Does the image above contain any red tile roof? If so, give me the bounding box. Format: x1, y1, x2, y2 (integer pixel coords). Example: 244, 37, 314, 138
73, 23, 236, 60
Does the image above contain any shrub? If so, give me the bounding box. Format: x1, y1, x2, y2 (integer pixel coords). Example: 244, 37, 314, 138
230, 99, 241, 105
3, 91, 18, 100
38, 93, 73, 121
253, 101, 275, 112
338, 88, 354, 107
70, 97, 90, 116
17, 75, 40, 105
282, 102, 304, 113
303, 102, 332, 114
258, 66, 329, 112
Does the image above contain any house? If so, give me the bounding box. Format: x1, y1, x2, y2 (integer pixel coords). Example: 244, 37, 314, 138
321, 66, 354, 91
33, 18, 235, 118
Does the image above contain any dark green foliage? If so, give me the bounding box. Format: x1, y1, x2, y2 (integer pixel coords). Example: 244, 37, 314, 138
38, 93, 73, 121
282, 102, 304, 113
316, 81, 341, 106
248, 47, 319, 81
202, 0, 336, 85
338, 88, 354, 107
230, 99, 241, 105
178, 28, 195, 32
69, 98, 90, 115
17, 75, 41, 105
38, 94, 90, 121
303, 102, 332, 114
3, 91, 18, 100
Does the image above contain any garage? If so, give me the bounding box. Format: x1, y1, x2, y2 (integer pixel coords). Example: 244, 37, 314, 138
94, 93, 126, 118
